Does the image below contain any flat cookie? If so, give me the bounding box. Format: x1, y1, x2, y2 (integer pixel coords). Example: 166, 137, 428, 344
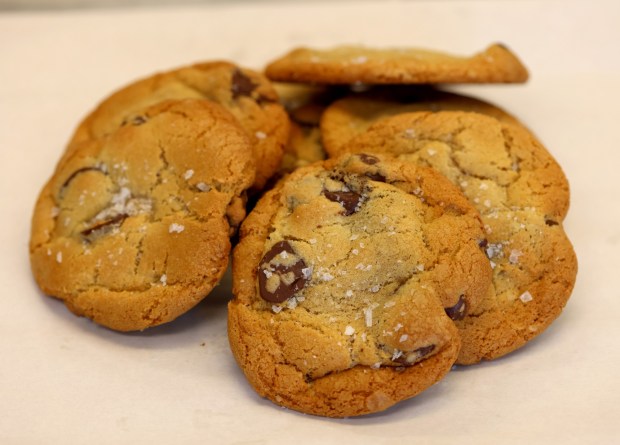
30, 99, 255, 331
63, 61, 289, 189
321, 89, 520, 155
343, 111, 577, 364
229, 153, 492, 416
265, 43, 528, 85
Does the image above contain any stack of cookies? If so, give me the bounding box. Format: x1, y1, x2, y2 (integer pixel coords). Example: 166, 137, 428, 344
29, 44, 577, 417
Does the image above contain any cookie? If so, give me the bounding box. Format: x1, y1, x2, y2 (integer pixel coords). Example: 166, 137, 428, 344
321, 89, 520, 155
342, 111, 577, 364
30, 99, 255, 331
63, 61, 289, 189
228, 153, 492, 416
265, 43, 528, 85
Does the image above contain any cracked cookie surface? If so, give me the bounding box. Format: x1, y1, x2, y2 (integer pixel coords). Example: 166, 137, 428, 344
342, 111, 577, 364
30, 99, 255, 331
228, 153, 492, 417
321, 89, 520, 155
63, 61, 289, 189
265, 43, 528, 85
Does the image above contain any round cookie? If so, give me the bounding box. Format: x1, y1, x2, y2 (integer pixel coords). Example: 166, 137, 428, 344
321, 89, 521, 155
342, 111, 577, 364
228, 153, 492, 417
265, 43, 528, 85
30, 99, 255, 331
63, 61, 289, 190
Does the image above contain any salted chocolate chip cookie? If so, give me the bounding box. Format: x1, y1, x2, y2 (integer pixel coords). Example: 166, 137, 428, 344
228, 153, 492, 417
265, 43, 528, 85
343, 111, 577, 364
30, 99, 255, 331
63, 61, 289, 189
321, 89, 520, 155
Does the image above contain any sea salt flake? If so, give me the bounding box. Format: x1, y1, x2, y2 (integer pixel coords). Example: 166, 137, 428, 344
519, 291, 533, 303
392, 350, 403, 361
169, 223, 185, 233
301, 266, 313, 279
344, 325, 355, 336
394, 323, 403, 331
370, 284, 380, 293
345, 290, 353, 298
352, 249, 359, 255
484, 199, 492, 208
255, 131, 267, 140
371, 362, 381, 369
51, 206, 60, 217
196, 182, 210, 192
384, 301, 396, 308
350, 234, 359, 241
427, 149, 437, 156
404, 128, 416, 139
399, 334, 409, 343
363, 307, 373, 327
160, 274, 167, 285
509, 249, 523, 264
479, 183, 489, 190
279, 251, 288, 259
272, 305, 282, 313
416, 264, 424, 271
308, 238, 317, 245
287, 298, 298, 310
56, 252, 62, 263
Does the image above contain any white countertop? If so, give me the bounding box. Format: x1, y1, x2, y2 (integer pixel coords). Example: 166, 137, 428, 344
1, 1, 619, 443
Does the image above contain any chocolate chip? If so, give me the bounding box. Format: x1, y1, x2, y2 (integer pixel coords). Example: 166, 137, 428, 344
545, 219, 559, 226
364, 172, 386, 182
61, 166, 105, 190
394, 344, 436, 366
445, 295, 466, 320
358, 153, 379, 165
231, 69, 258, 99
478, 239, 488, 249
323, 190, 363, 216
81, 213, 128, 238
258, 241, 309, 303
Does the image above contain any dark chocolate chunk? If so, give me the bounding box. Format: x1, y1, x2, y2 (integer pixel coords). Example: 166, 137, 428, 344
364, 172, 386, 182
81, 213, 128, 238
61, 166, 105, 190
231, 69, 258, 99
394, 344, 436, 366
358, 153, 379, 165
445, 295, 466, 320
545, 219, 559, 226
258, 241, 309, 303
478, 238, 488, 249
323, 190, 363, 216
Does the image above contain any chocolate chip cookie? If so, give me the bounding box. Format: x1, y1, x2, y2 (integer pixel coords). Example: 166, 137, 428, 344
265, 43, 528, 85
321, 89, 520, 155
64, 61, 289, 189
228, 153, 492, 416
342, 111, 577, 364
30, 99, 255, 331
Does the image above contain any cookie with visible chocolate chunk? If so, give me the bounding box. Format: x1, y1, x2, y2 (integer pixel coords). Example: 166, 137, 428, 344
228, 153, 492, 417
321, 89, 521, 155
63, 61, 289, 189
342, 111, 577, 364
265, 43, 528, 85
30, 99, 255, 331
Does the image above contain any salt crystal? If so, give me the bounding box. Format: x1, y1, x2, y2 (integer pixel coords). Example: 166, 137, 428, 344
345, 290, 353, 297
371, 362, 381, 369
479, 183, 489, 190
301, 267, 313, 279
272, 305, 282, 313
404, 128, 416, 139
519, 291, 533, 303
484, 199, 491, 208
255, 131, 267, 140
56, 252, 62, 263
509, 249, 523, 264
392, 350, 403, 361
169, 223, 185, 233
196, 182, 210, 192
280, 251, 288, 259
427, 149, 437, 156
160, 274, 167, 285
350, 234, 359, 241
308, 238, 317, 245
416, 264, 424, 271
370, 284, 380, 293
352, 249, 359, 255
399, 334, 409, 343
344, 325, 355, 336
363, 307, 373, 327
287, 298, 297, 310
384, 301, 396, 308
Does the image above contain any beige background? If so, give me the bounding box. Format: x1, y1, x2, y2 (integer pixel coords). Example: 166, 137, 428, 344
1, 0, 619, 443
